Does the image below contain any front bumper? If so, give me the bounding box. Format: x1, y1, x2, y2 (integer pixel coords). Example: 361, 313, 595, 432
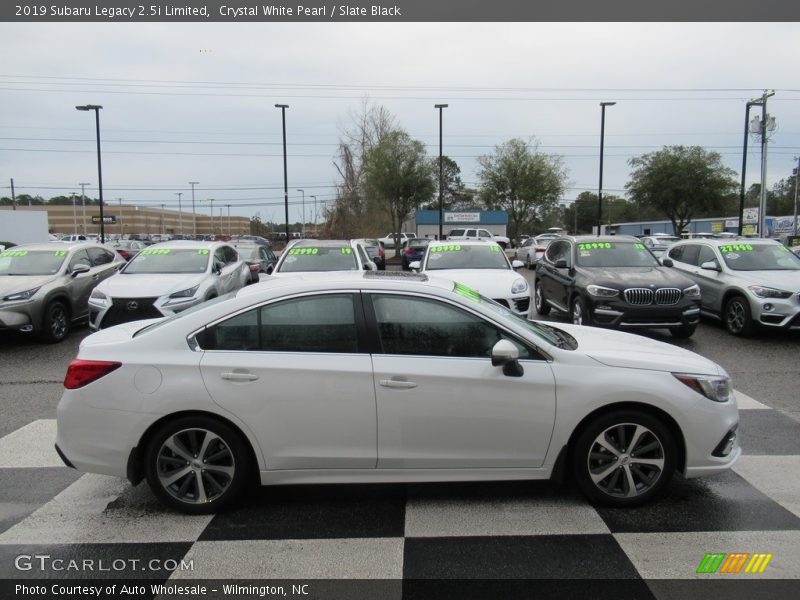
89, 294, 201, 330
492, 294, 531, 317
587, 297, 701, 329
748, 294, 800, 330
0, 301, 42, 333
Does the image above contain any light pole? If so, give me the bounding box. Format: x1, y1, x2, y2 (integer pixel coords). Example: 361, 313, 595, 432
161, 203, 166, 235
226, 204, 231, 236
117, 198, 123, 236
79, 182, 90, 234
597, 101, 616, 236
70, 193, 77, 235
435, 103, 448, 240
275, 104, 290, 242
189, 181, 199, 238
296, 188, 305, 238
209, 198, 214, 236
175, 192, 183, 234
793, 156, 799, 237
309, 195, 317, 233
75, 104, 105, 243
738, 101, 758, 236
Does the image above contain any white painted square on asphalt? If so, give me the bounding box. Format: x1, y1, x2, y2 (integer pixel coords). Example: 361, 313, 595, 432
0, 419, 63, 468
734, 455, 800, 519
735, 390, 770, 410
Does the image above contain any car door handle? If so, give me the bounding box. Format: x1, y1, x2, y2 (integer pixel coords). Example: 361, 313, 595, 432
379, 378, 417, 389
221, 372, 259, 382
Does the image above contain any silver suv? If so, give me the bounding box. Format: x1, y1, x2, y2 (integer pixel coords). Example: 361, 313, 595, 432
0, 242, 124, 342
664, 238, 800, 336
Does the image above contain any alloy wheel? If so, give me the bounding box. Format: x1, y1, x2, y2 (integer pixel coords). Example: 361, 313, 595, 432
726, 299, 746, 334
49, 305, 68, 340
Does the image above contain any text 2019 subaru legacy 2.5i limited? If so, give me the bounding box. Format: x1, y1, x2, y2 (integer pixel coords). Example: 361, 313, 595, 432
57, 272, 739, 513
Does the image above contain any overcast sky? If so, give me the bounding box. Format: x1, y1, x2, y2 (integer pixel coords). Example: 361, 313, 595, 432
1, 22, 799, 226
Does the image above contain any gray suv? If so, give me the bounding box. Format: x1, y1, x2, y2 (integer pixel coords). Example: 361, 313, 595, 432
665, 238, 800, 336
0, 242, 124, 342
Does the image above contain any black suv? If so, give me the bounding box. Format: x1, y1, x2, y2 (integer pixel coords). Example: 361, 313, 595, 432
534, 235, 702, 338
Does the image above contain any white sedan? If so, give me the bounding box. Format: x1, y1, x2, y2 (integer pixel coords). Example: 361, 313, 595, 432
87, 240, 250, 330
57, 271, 739, 513
411, 239, 531, 317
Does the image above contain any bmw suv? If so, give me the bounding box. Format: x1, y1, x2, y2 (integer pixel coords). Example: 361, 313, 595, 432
534, 235, 701, 338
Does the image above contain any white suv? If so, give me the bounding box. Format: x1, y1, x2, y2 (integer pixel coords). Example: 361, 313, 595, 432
447, 228, 511, 249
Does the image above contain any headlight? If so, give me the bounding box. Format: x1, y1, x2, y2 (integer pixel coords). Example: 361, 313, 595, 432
683, 284, 701, 298
586, 285, 619, 298
90, 289, 107, 301
748, 285, 792, 299
673, 373, 732, 403
2, 287, 41, 302
168, 285, 200, 300
511, 278, 528, 294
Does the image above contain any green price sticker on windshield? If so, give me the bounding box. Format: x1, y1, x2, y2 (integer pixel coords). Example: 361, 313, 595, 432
634, 243, 646, 250
140, 248, 171, 256
53, 250, 67, 257
432, 244, 461, 253
288, 248, 319, 256
578, 242, 613, 251
197, 249, 209, 255
490, 245, 501, 253
720, 244, 753, 253
0, 250, 28, 257
340, 248, 353, 255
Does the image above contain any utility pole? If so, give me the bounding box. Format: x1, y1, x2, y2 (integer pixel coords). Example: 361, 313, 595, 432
793, 156, 799, 237
78, 182, 90, 234
10, 178, 15, 210
189, 181, 199, 238
118, 198, 123, 236
176, 192, 183, 234
226, 204, 231, 236
749, 90, 775, 238
161, 203, 166, 235
70, 193, 77, 234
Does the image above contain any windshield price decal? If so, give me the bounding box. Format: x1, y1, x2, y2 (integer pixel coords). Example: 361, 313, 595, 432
578, 243, 614, 251
720, 244, 753, 253
288, 248, 319, 255
54, 250, 67, 257
140, 248, 171, 256
0, 250, 28, 257
490, 245, 501, 253
634, 243, 646, 250
431, 245, 462, 252
197, 249, 209, 255
341, 248, 353, 255
454, 282, 480, 302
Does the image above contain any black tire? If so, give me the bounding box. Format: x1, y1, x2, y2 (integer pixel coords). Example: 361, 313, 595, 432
525, 254, 532, 270
572, 410, 676, 507
670, 324, 696, 339
144, 415, 252, 514
571, 295, 590, 326
534, 280, 551, 315
40, 301, 70, 343
724, 295, 754, 336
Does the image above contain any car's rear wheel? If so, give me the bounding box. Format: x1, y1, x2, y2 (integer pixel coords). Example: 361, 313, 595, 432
534, 281, 550, 315
525, 254, 532, 270
724, 295, 754, 336
670, 324, 696, 339
40, 301, 69, 343
145, 416, 251, 514
573, 410, 676, 507
571, 296, 589, 326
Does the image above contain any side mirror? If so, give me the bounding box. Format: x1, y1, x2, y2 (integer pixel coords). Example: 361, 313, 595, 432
491, 339, 524, 378
554, 259, 568, 269
409, 261, 421, 272
71, 263, 91, 277
700, 260, 720, 271
511, 260, 524, 270
661, 258, 674, 267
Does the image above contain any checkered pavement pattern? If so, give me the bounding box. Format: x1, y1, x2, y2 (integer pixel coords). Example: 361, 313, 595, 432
1, 391, 799, 597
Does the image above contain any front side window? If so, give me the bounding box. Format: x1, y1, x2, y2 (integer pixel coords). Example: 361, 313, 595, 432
87, 247, 115, 266
198, 293, 359, 353
478, 230, 492, 238
371, 294, 533, 359
545, 241, 570, 265
68, 249, 92, 271
697, 245, 718, 267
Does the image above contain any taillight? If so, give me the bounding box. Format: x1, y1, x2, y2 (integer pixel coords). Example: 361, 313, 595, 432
248, 262, 260, 272
404, 247, 414, 255
64, 360, 122, 390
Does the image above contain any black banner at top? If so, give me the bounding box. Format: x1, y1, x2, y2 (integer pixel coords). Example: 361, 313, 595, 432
2, 0, 798, 22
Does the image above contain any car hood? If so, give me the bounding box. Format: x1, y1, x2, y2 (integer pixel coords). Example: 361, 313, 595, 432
723, 269, 800, 292
97, 273, 207, 298
550, 322, 725, 376
576, 266, 694, 289
0, 274, 60, 296
426, 269, 527, 296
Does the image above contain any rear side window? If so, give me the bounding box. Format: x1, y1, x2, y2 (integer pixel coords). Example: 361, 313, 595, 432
449, 229, 465, 237
198, 294, 359, 353
87, 247, 115, 266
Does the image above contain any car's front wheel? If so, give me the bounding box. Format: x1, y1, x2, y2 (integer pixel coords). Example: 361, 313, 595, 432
145, 416, 252, 514
571, 296, 589, 326
573, 410, 676, 507
724, 295, 754, 336
534, 281, 550, 315
40, 301, 70, 343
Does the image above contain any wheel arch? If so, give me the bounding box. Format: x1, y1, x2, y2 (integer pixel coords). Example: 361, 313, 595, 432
127, 410, 261, 486
563, 401, 687, 477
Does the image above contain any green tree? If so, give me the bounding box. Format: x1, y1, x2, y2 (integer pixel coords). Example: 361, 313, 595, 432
423, 156, 468, 211
362, 130, 436, 254
477, 138, 567, 241
626, 146, 738, 235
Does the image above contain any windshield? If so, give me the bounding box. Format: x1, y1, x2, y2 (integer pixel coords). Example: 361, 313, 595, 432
0, 249, 68, 275
720, 243, 800, 271
277, 246, 358, 272
425, 244, 509, 270
451, 282, 575, 350
122, 248, 210, 274
575, 242, 659, 268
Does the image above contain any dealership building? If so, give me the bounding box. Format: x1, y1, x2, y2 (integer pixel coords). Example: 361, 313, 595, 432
411, 210, 509, 239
